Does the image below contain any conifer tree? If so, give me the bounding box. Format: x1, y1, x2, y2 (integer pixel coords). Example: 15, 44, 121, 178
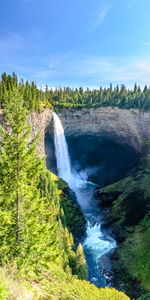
0, 88, 41, 263
75, 244, 88, 280
0, 88, 66, 273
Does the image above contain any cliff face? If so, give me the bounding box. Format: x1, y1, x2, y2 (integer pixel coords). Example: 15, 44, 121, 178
1, 107, 150, 156
28, 109, 52, 157
0, 108, 53, 158
58, 107, 150, 152
26, 107, 150, 156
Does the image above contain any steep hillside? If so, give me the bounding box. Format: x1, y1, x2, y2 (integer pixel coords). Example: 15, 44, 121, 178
99, 157, 150, 299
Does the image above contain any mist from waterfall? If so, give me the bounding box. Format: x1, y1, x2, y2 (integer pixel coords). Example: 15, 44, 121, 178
53, 111, 117, 287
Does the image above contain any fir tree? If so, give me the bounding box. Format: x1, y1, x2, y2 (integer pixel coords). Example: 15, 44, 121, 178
0, 88, 67, 273
75, 244, 88, 280
0, 88, 41, 263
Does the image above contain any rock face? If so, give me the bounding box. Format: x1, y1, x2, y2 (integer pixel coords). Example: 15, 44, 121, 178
28, 109, 52, 157
12, 107, 150, 156
0, 108, 53, 158
57, 107, 150, 152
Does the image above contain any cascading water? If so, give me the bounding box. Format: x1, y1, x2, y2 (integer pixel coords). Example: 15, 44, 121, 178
53, 112, 116, 287
53, 112, 72, 184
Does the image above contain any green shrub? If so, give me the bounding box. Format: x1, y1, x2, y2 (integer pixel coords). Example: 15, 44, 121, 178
0, 277, 9, 300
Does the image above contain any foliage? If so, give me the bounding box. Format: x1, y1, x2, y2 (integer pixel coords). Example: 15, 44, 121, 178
1, 72, 150, 111
0, 88, 41, 263
0, 87, 129, 299
0, 266, 35, 300
0, 276, 9, 300
138, 292, 150, 300
102, 158, 150, 296
37, 263, 129, 300
119, 225, 150, 290
75, 244, 88, 280
54, 174, 86, 239
46, 83, 150, 110
0, 263, 129, 300
0, 88, 87, 277
0, 72, 51, 112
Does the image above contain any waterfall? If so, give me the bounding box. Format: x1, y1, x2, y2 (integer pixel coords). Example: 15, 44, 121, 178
53, 112, 116, 287
53, 112, 72, 183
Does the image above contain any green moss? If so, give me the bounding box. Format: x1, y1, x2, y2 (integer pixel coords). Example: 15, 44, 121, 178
51, 173, 86, 239
102, 175, 135, 194
138, 292, 150, 300
101, 158, 150, 297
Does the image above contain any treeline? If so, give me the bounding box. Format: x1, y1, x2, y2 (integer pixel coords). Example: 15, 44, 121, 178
48, 84, 150, 110
0, 88, 87, 280
0, 72, 51, 112
1, 72, 150, 111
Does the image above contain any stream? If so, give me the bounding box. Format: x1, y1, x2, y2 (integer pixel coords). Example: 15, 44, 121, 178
53, 112, 117, 287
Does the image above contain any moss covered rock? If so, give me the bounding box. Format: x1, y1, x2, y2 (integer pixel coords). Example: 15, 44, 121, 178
99, 158, 150, 298
50, 172, 86, 239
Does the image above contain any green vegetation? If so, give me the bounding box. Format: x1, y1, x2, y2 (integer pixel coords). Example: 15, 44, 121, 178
0, 264, 129, 300
0, 275, 9, 300
101, 158, 150, 298
47, 83, 150, 110
55, 175, 86, 238
0, 72, 52, 112
0, 88, 129, 299
1, 72, 150, 111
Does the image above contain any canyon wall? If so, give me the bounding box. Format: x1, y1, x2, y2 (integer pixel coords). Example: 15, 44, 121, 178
28, 109, 53, 157
0, 109, 53, 157
26, 107, 150, 156
58, 108, 150, 152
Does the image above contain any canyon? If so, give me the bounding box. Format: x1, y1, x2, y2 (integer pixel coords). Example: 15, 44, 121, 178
28, 107, 150, 157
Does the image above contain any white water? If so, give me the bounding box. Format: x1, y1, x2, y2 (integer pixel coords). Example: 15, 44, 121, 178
53, 112, 116, 286
53, 112, 72, 183
84, 221, 116, 260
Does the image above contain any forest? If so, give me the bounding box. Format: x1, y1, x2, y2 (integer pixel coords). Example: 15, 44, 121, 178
0, 72, 150, 299
1, 72, 150, 111
0, 84, 129, 299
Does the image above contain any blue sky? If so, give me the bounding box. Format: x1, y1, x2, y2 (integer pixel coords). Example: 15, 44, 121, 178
0, 0, 150, 88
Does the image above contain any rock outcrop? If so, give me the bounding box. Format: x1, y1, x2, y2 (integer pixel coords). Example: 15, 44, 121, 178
28, 109, 52, 157
0, 108, 53, 158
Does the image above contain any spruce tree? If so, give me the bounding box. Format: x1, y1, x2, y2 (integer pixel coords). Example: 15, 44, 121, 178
0, 88, 41, 263
75, 244, 88, 280
0, 88, 65, 273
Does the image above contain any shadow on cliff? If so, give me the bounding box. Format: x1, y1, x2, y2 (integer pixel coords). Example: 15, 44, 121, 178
45, 132, 140, 188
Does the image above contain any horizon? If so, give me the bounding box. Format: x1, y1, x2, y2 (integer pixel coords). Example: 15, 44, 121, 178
1, 71, 149, 91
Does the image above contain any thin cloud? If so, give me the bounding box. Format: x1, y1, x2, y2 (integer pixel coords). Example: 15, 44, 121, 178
75, 56, 150, 85
2, 48, 150, 88
30, 54, 150, 87
142, 42, 150, 47
91, 4, 112, 32
33, 69, 59, 79
33, 52, 73, 79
